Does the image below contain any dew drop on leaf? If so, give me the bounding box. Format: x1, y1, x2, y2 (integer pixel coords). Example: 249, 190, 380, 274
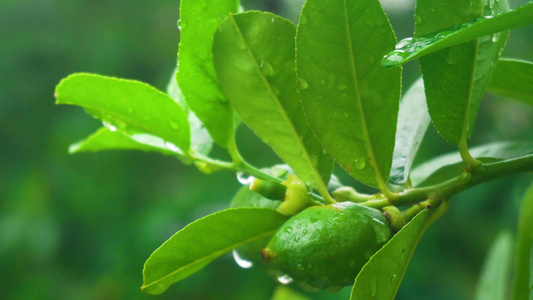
298, 77, 309, 89
232, 250, 253, 269
169, 121, 181, 130
259, 60, 274, 76
277, 274, 293, 285
354, 157, 366, 170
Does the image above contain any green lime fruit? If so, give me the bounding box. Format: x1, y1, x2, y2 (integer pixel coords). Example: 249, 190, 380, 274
261, 202, 393, 292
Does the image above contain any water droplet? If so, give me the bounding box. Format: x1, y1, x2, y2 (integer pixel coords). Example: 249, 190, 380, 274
354, 157, 366, 170
395, 37, 413, 50
491, 32, 500, 43
260, 60, 274, 76
232, 250, 253, 269
372, 94, 383, 106
165, 141, 180, 153
237, 172, 255, 185
337, 83, 347, 91
446, 47, 461, 65
296, 223, 302, 229
284, 226, 293, 234
414, 16, 422, 24
177, 19, 182, 30
169, 121, 181, 130
381, 50, 410, 68
302, 229, 308, 234
277, 274, 293, 285
298, 77, 309, 90
103, 122, 117, 132
271, 17, 276, 23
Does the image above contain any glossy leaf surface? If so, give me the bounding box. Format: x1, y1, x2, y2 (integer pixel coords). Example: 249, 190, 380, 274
167, 68, 213, 156
141, 208, 288, 294
487, 58, 533, 105
69, 127, 178, 156
383, 1, 533, 67
55, 73, 190, 152
296, 0, 401, 187
410, 141, 533, 186
351, 210, 430, 300
177, 0, 239, 147
511, 183, 533, 300
414, 0, 509, 145
213, 12, 333, 196
474, 231, 513, 300
389, 78, 430, 185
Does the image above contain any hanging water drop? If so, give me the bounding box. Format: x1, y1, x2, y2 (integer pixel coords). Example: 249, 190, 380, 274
491, 32, 500, 43
232, 250, 253, 269
236, 172, 255, 185
177, 19, 182, 30
277, 274, 293, 285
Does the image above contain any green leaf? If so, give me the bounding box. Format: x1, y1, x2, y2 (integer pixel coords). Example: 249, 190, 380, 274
511, 183, 533, 300
414, 0, 509, 145
271, 285, 311, 300
296, 0, 401, 188
350, 210, 430, 300
177, 0, 239, 147
55, 73, 190, 152
213, 11, 333, 198
474, 231, 513, 300
389, 78, 430, 185
141, 207, 288, 294
69, 127, 179, 156
382, 1, 533, 67
167, 67, 213, 156
411, 141, 533, 187
487, 58, 533, 105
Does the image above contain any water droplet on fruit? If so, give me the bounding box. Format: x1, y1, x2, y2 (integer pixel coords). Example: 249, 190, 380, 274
232, 250, 253, 269
236, 172, 255, 185
277, 274, 293, 285
284, 226, 293, 234
103, 122, 117, 132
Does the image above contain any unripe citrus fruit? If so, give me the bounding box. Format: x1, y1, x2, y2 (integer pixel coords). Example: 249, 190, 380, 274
261, 202, 392, 292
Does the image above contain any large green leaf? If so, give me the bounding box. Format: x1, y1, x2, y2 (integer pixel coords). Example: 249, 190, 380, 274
389, 78, 430, 185
177, 0, 239, 147
141, 208, 288, 294
296, 0, 401, 188
167, 67, 213, 156
350, 210, 430, 300
410, 141, 533, 187
68, 127, 179, 156
474, 231, 513, 300
212, 11, 333, 197
55, 73, 190, 152
382, 1, 533, 67
511, 183, 533, 300
414, 0, 509, 145
487, 58, 533, 105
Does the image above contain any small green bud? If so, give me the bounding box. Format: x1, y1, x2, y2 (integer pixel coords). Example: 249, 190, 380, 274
276, 175, 314, 216
383, 206, 407, 232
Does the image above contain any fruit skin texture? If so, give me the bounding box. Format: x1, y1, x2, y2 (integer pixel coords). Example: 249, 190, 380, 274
262, 202, 393, 292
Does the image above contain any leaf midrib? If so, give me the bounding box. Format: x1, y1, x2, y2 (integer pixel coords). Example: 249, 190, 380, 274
227, 13, 329, 195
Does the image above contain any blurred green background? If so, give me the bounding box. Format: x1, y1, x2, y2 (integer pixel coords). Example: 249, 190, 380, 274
1, 0, 532, 299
